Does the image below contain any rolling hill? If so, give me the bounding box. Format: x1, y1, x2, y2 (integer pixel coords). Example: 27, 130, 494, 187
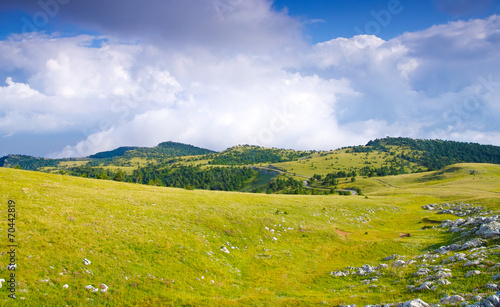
2, 137, 500, 196
1, 163, 500, 305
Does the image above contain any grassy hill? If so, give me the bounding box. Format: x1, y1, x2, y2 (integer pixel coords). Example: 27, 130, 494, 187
2, 137, 500, 196
1, 163, 500, 305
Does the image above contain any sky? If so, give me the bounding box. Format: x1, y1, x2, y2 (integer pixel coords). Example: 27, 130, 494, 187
0, 0, 500, 158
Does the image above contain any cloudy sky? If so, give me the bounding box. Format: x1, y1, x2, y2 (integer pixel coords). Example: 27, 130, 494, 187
0, 0, 499, 158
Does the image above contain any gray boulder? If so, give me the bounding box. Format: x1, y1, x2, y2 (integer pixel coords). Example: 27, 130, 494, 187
383, 254, 398, 261
461, 239, 485, 250
402, 298, 429, 307
414, 281, 434, 291
441, 295, 464, 304
465, 270, 482, 277
485, 283, 499, 290
476, 222, 500, 239
466, 291, 500, 307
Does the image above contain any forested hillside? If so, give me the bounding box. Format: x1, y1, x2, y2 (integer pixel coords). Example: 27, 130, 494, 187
366, 137, 500, 170
208, 145, 310, 165
121, 141, 216, 160
68, 164, 255, 191
0, 154, 63, 170
88, 146, 138, 159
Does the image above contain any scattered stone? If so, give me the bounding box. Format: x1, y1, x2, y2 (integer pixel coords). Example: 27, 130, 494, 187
422, 204, 438, 210
442, 220, 455, 228
467, 291, 500, 307
220, 246, 230, 254
433, 270, 453, 280
461, 239, 485, 251
441, 295, 464, 304
472, 295, 483, 302
85, 285, 99, 292
383, 255, 398, 261
83, 258, 91, 266
435, 246, 451, 254
414, 268, 431, 276
321, 204, 499, 306
437, 279, 451, 285
438, 209, 454, 215
331, 271, 349, 277
476, 222, 500, 239
402, 298, 429, 307
465, 270, 482, 278
485, 283, 499, 290
99, 284, 109, 293
445, 253, 467, 264
464, 260, 482, 267
414, 281, 434, 292
0, 279, 5, 288
450, 244, 462, 251
357, 264, 376, 276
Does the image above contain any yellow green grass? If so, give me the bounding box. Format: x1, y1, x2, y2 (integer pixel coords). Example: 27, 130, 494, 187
0, 163, 499, 305
271, 146, 425, 178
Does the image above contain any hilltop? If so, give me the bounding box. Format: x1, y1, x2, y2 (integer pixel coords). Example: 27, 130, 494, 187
1, 163, 500, 305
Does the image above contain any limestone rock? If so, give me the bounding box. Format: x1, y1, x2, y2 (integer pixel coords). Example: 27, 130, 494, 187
485, 283, 499, 291
476, 222, 500, 239
465, 270, 482, 277
441, 295, 464, 304
402, 298, 429, 307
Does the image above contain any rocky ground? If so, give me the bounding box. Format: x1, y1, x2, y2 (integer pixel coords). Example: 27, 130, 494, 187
331, 203, 500, 306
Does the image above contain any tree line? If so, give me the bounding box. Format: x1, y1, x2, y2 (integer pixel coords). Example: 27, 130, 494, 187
208, 147, 310, 165
67, 164, 255, 191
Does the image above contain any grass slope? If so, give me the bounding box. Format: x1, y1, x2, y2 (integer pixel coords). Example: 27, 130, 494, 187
0, 164, 499, 305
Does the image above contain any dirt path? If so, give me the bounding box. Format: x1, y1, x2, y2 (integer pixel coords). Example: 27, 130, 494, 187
254, 166, 357, 195
374, 178, 396, 188
252, 166, 309, 178
334, 228, 352, 236
342, 189, 358, 195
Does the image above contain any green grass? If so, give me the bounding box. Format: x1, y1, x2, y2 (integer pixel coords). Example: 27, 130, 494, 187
0, 163, 499, 305
270, 146, 425, 179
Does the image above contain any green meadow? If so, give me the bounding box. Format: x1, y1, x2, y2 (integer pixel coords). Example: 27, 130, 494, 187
0, 162, 499, 305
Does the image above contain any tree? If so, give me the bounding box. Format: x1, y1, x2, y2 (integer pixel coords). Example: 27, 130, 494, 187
113, 170, 125, 181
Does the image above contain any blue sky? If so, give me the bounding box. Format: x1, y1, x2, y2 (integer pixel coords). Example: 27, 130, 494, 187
274, 0, 426, 41
279, 0, 500, 41
0, 0, 500, 157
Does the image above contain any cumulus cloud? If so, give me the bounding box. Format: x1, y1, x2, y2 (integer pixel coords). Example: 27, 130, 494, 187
0, 3, 499, 157
55, 53, 360, 157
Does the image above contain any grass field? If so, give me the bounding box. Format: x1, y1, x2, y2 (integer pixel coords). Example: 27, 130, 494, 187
0, 163, 499, 305
271, 146, 426, 179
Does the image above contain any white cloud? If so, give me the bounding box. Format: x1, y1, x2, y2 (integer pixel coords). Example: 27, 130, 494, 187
1, 10, 500, 157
